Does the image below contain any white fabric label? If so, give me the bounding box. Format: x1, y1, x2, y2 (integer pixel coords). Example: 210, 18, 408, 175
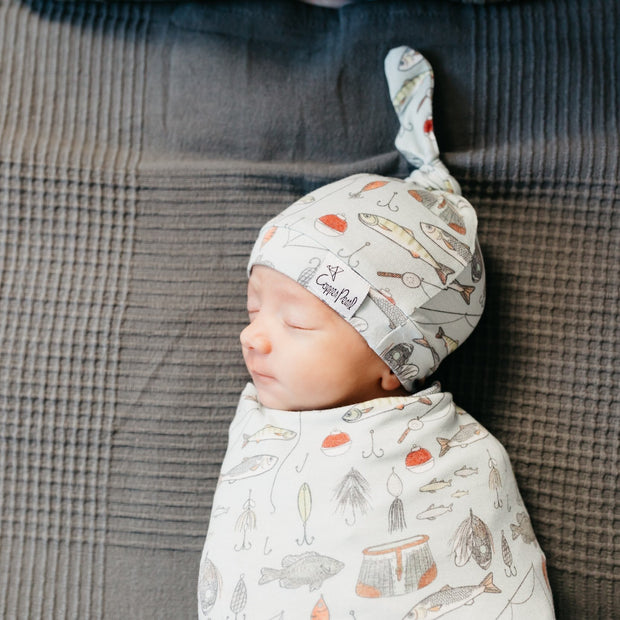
307, 254, 369, 319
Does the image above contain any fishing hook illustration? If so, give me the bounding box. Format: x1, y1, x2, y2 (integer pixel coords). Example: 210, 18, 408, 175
296, 527, 315, 546
295, 452, 309, 473
212, 505, 230, 518
234, 539, 252, 552
494, 495, 504, 509
337, 242, 370, 268
505, 564, 518, 577
362, 429, 384, 459
345, 514, 357, 527
263, 537, 272, 556
376, 191, 399, 211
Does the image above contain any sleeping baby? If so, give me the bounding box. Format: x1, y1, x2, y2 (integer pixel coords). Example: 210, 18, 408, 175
198, 46, 555, 619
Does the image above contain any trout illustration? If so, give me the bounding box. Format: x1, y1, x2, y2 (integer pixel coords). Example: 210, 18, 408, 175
359, 213, 454, 285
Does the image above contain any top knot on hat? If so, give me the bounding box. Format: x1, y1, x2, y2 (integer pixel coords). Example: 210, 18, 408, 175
247, 47, 485, 390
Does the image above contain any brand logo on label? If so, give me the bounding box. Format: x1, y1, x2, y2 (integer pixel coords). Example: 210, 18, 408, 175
307, 255, 369, 319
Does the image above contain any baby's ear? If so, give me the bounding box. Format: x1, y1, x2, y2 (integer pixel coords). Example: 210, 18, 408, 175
380, 368, 405, 393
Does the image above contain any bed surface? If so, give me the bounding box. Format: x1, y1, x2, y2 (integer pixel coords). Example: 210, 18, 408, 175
0, 0, 617, 617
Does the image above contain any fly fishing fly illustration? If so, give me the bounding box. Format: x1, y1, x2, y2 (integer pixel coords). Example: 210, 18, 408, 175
451, 509, 494, 570
333, 467, 372, 526
488, 450, 504, 509
234, 490, 257, 552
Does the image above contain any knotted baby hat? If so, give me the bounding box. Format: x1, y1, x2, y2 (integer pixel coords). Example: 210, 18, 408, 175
248, 46, 485, 391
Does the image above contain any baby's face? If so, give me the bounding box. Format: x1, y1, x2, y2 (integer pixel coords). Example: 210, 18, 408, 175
241, 266, 403, 411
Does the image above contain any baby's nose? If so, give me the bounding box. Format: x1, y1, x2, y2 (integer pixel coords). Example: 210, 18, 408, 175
240, 322, 272, 354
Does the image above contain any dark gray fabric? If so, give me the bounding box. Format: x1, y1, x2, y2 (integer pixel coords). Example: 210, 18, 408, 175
0, 0, 617, 618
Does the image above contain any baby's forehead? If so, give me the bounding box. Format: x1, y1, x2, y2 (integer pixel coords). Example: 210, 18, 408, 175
248, 265, 349, 321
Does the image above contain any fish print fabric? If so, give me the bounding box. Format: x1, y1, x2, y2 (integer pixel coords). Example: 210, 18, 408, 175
247, 47, 485, 389
198, 383, 555, 619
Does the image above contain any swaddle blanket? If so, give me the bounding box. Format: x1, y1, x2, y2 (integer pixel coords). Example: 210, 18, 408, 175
198, 383, 555, 619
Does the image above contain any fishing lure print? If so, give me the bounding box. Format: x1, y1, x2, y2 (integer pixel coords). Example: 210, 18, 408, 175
377, 269, 421, 289
310, 595, 330, 620
229, 574, 247, 620
259, 552, 344, 592
348, 179, 389, 198
333, 467, 372, 526
451, 509, 494, 570
343, 391, 433, 424
234, 490, 257, 551
297, 482, 315, 546
320, 429, 352, 456
488, 451, 504, 508
314, 213, 348, 236
386, 468, 407, 533
405, 444, 434, 474
501, 529, 517, 576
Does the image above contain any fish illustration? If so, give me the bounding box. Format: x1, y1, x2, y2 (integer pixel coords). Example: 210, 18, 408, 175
437, 423, 489, 457
454, 465, 478, 478
419, 478, 452, 493
342, 395, 430, 423
359, 213, 454, 285
403, 573, 501, 619
392, 69, 432, 114
220, 454, 278, 483
435, 327, 459, 354
408, 190, 467, 235
451, 490, 469, 499
259, 552, 344, 591
510, 512, 537, 544
242, 424, 297, 448
416, 503, 453, 520
446, 279, 476, 305
368, 288, 409, 329
420, 223, 473, 266
398, 48, 425, 72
